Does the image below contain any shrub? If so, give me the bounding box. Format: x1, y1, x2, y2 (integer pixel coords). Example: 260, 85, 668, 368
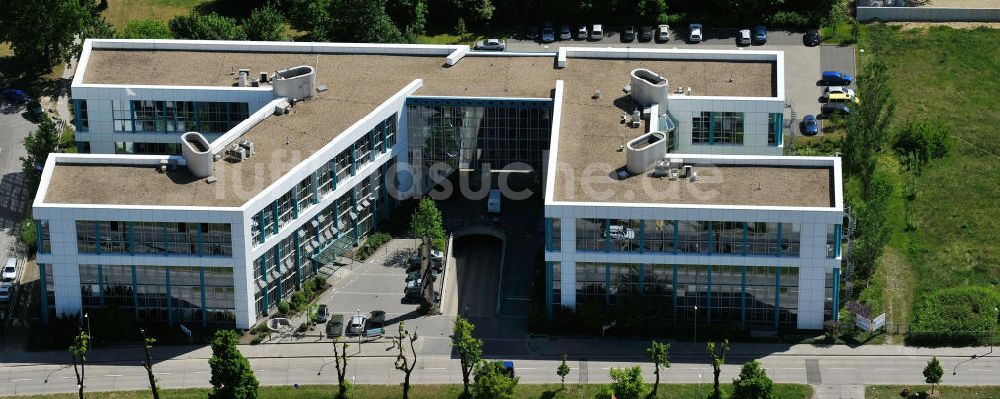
19, 218, 37, 254
356, 231, 392, 260
595, 365, 646, 399
893, 119, 952, 163
297, 322, 309, 333
732, 360, 773, 399
276, 301, 290, 315
473, 360, 519, 399
290, 290, 308, 312
766, 11, 811, 29
910, 286, 1000, 345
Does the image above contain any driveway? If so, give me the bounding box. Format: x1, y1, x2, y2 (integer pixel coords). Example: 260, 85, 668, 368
0, 104, 32, 275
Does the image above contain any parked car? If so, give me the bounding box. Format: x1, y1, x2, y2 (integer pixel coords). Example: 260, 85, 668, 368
525, 26, 539, 40
737, 29, 752, 46
2, 258, 17, 282
326, 314, 344, 338
753, 25, 767, 45
803, 31, 821, 46
621, 25, 635, 42
559, 24, 572, 40
27, 100, 44, 120
688, 23, 703, 43
315, 304, 329, 323
474, 38, 506, 51
541, 22, 556, 43
590, 24, 604, 40
345, 313, 367, 336
0, 283, 12, 302
801, 115, 819, 136
577, 25, 589, 40
826, 86, 856, 97
403, 279, 423, 303
2, 88, 29, 104
826, 92, 860, 104
429, 249, 444, 264
656, 24, 670, 42
821, 103, 851, 116
821, 70, 853, 86
639, 26, 653, 42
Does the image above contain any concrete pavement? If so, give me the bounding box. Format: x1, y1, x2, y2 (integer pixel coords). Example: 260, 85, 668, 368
2, 339, 999, 396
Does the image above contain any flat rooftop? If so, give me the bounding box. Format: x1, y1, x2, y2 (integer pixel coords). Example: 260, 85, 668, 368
46, 47, 776, 207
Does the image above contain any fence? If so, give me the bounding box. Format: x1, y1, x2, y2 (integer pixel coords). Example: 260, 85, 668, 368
857, 6, 1000, 22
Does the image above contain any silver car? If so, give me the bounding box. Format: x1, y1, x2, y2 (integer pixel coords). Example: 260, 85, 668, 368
474, 39, 506, 51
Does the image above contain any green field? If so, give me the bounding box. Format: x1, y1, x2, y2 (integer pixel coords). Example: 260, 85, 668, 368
102, 0, 211, 29
3, 383, 813, 399
867, 385, 1000, 399
858, 25, 1000, 337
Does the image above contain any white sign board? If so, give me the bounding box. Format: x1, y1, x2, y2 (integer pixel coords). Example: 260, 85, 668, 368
855, 313, 871, 332
872, 313, 886, 331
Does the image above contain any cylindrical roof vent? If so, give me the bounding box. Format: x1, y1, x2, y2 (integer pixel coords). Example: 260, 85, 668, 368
273, 65, 316, 100
181, 132, 214, 178
630, 68, 670, 107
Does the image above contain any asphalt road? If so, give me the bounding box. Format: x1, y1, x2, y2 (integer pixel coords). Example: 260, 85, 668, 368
2, 340, 999, 397
0, 104, 32, 278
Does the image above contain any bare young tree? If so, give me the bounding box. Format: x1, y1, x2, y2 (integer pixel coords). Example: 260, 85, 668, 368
707, 339, 730, 399
391, 322, 419, 399
68, 330, 89, 399
139, 329, 161, 399
331, 337, 350, 399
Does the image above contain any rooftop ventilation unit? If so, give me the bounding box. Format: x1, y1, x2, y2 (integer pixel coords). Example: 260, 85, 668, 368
181, 132, 213, 178
630, 68, 669, 107
625, 131, 667, 175
238, 68, 251, 87
273, 65, 316, 100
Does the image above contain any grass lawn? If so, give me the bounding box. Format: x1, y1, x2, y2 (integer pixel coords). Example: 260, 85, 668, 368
821, 20, 857, 45
867, 385, 1000, 399
4, 383, 813, 399
102, 0, 211, 29
853, 25, 1000, 339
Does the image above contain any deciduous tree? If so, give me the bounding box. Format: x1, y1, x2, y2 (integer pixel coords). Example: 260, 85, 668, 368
452, 317, 483, 397
169, 11, 246, 40
557, 355, 571, 389
69, 330, 89, 399
391, 322, 419, 399
331, 337, 350, 398
139, 329, 161, 399
21, 113, 61, 197
208, 330, 259, 399
473, 360, 519, 399
410, 197, 446, 250
244, 3, 288, 41
646, 341, 671, 398
118, 19, 174, 39
923, 356, 943, 394
707, 339, 730, 399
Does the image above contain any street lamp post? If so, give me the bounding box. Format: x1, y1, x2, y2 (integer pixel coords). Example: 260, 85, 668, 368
694, 305, 699, 343
83, 313, 92, 338
990, 306, 998, 356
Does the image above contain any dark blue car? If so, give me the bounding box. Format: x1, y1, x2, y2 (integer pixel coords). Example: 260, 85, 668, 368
2, 88, 29, 104
753, 26, 767, 45
802, 115, 819, 136
821, 71, 853, 86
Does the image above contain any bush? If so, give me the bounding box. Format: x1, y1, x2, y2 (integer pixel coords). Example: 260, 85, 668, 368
732, 360, 773, 399
356, 231, 392, 260
118, 19, 173, 39
766, 11, 812, 29
473, 360, 519, 399
893, 119, 952, 163
910, 286, 1000, 345
19, 218, 37, 254
595, 365, 646, 399
276, 301, 290, 315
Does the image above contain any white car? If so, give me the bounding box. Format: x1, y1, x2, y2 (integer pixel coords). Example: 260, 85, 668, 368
0, 283, 12, 302
345, 313, 367, 336
590, 24, 604, 40
576, 25, 588, 40
689, 23, 703, 43
737, 29, 752, 46
2, 258, 16, 282
474, 39, 506, 51
825, 86, 856, 97
656, 24, 670, 42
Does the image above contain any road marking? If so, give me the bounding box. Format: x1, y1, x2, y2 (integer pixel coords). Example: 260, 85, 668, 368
829, 368, 852, 370
159, 373, 172, 375
781, 367, 805, 370
105, 374, 123, 377
877, 368, 898, 371
968, 369, 993, 372
11, 379, 32, 382
519, 367, 536, 370
424, 367, 447, 370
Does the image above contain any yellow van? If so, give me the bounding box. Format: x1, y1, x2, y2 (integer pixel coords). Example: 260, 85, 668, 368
827, 92, 860, 104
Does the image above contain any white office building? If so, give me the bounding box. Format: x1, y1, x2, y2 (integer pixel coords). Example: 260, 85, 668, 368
34, 39, 839, 330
